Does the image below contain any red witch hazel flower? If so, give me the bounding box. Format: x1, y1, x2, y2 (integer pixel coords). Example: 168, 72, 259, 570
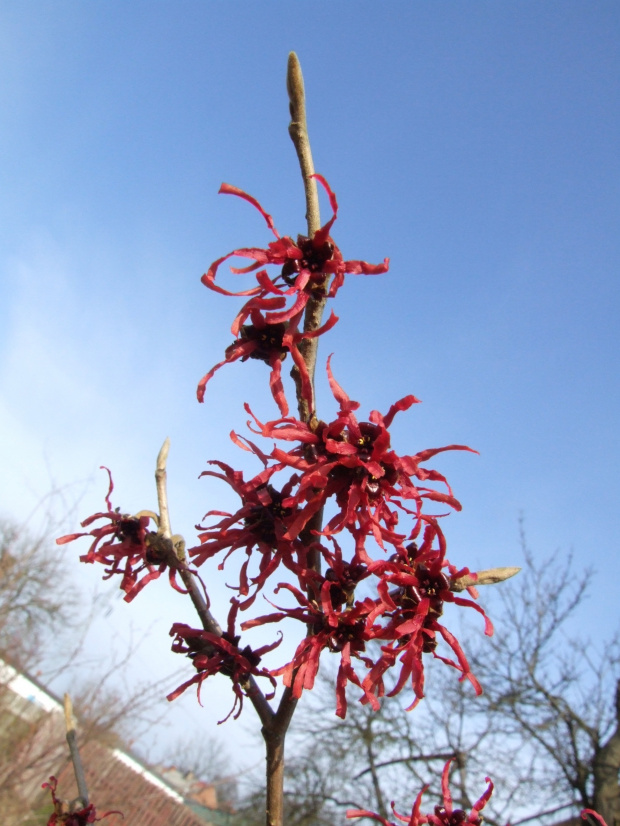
347, 759, 493, 826
242, 581, 378, 718
197, 304, 339, 417
42, 776, 121, 825
244, 357, 475, 554
362, 524, 493, 708
57, 468, 190, 602
197, 175, 388, 414
167, 600, 280, 722
190, 457, 305, 608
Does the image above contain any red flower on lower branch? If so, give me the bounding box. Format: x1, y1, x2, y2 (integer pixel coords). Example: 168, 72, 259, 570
43, 777, 122, 825
363, 526, 493, 707
241, 582, 379, 718
347, 760, 493, 826
167, 602, 280, 722
427, 760, 493, 826
57, 468, 189, 602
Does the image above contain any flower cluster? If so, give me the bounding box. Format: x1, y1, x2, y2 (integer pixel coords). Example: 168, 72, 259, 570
189, 360, 492, 717
243, 356, 474, 548
190, 457, 305, 609
197, 175, 388, 414
57, 468, 188, 602
62, 178, 491, 724
42, 777, 121, 825
347, 760, 493, 826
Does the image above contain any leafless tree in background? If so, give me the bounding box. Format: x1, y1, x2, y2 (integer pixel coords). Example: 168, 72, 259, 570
231, 530, 619, 826
471, 527, 620, 826
0, 516, 179, 824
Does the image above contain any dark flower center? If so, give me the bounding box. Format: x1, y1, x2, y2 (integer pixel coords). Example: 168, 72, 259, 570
394, 564, 448, 617
186, 631, 261, 678
435, 807, 476, 826
116, 516, 144, 545
243, 486, 292, 544
325, 563, 368, 608
233, 323, 288, 364
354, 421, 382, 459
390, 562, 452, 653
281, 235, 335, 289
144, 538, 168, 565
326, 618, 367, 653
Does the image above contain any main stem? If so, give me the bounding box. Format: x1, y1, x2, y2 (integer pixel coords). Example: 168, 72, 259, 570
261, 52, 326, 826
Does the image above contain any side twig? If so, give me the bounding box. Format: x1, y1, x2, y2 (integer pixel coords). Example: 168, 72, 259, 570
64, 693, 89, 807
155, 439, 274, 729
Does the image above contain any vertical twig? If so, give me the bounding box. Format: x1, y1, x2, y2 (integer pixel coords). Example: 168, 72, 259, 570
287, 52, 320, 238
286, 52, 326, 572
260, 53, 332, 826
287, 51, 328, 425
155, 437, 172, 539
156, 437, 218, 632
64, 693, 89, 807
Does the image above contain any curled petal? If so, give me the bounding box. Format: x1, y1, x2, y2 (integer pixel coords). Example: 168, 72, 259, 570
219, 182, 280, 238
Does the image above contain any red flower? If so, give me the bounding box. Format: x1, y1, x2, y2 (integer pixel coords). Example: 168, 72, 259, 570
347, 760, 493, 826
347, 787, 428, 826
167, 601, 280, 722
202, 175, 388, 321
190, 459, 305, 607
244, 358, 475, 556
198, 175, 387, 413
196, 307, 339, 416
57, 468, 188, 602
241, 582, 379, 718
42, 777, 122, 825
362, 526, 493, 708
427, 760, 493, 826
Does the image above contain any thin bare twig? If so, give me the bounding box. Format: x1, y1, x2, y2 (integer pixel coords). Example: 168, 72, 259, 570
154, 440, 275, 729
287, 51, 328, 425
64, 693, 89, 807
287, 52, 320, 237
155, 438, 172, 538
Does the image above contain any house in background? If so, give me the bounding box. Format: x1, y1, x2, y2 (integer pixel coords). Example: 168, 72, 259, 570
0, 658, 230, 826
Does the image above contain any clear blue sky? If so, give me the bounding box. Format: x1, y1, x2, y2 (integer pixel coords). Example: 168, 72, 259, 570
1, 2, 618, 761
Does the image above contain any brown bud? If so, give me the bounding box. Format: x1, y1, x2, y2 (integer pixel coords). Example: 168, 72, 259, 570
451, 566, 521, 592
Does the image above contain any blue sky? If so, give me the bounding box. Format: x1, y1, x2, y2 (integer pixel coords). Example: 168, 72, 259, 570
1, 2, 619, 764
